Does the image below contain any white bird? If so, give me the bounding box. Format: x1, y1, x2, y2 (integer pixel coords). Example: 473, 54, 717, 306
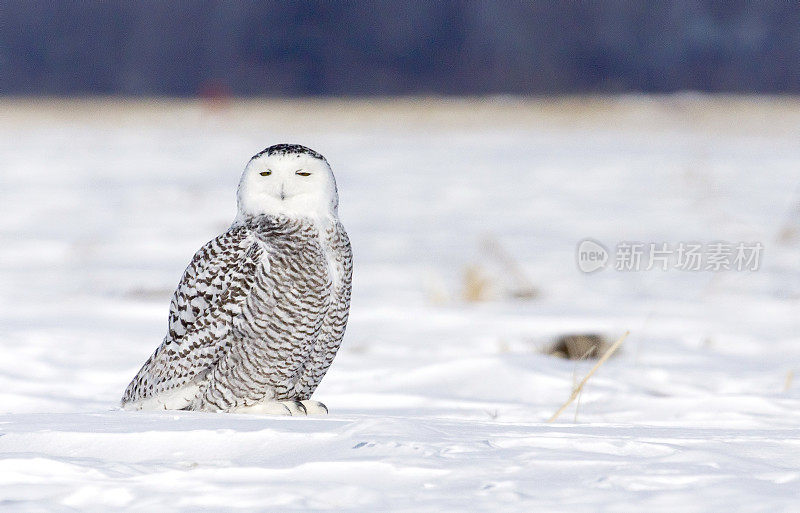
122, 144, 352, 415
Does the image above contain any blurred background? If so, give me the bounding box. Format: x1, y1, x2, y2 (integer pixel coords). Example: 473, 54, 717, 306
3, 1, 800, 96
1, 1, 799, 416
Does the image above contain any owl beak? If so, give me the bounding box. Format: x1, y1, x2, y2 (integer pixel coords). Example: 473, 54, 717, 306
279, 183, 286, 201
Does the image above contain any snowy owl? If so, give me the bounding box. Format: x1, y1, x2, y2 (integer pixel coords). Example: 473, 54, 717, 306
122, 144, 352, 415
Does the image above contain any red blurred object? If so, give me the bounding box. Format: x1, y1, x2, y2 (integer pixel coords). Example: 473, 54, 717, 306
198, 80, 232, 110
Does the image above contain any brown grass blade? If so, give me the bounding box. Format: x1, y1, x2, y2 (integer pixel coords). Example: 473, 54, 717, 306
547, 331, 630, 423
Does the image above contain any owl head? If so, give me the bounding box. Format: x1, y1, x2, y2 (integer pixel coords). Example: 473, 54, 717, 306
236, 144, 339, 224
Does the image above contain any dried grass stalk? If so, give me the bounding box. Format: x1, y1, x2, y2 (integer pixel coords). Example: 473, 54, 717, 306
482, 236, 539, 299
547, 331, 629, 423
462, 264, 493, 302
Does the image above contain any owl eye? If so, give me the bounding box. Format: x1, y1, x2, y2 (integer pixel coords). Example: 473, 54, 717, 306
260, 170, 272, 176
295, 170, 311, 177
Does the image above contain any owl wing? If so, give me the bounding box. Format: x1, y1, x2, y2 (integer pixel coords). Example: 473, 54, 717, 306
121, 227, 263, 407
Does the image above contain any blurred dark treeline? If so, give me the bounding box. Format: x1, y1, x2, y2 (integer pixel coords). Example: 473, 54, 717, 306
2, 0, 800, 96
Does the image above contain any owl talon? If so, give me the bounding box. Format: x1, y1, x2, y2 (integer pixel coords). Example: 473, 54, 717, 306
231, 401, 292, 415
300, 400, 328, 415
280, 400, 307, 415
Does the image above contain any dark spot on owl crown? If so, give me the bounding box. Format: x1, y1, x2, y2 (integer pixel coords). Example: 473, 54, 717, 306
252, 144, 326, 162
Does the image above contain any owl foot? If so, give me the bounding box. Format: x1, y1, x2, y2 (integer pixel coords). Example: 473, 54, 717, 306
300, 400, 328, 415
229, 400, 324, 416
231, 401, 293, 415
279, 400, 308, 415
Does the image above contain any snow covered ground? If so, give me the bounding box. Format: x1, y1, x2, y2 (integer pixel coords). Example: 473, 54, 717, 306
1, 97, 799, 512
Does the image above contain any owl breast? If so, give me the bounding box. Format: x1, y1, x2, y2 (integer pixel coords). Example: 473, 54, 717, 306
231, 216, 333, 401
